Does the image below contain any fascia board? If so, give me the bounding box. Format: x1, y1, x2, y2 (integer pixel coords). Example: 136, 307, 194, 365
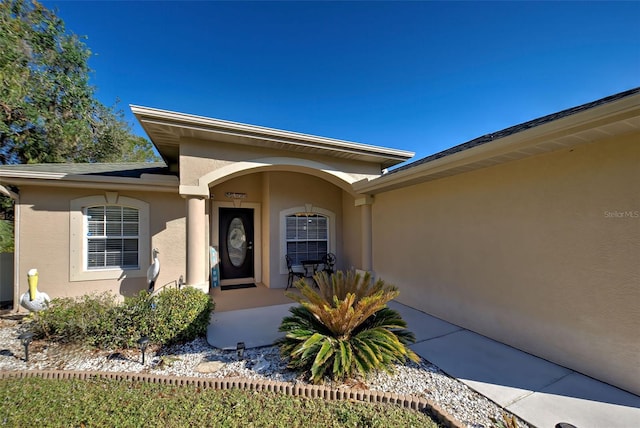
0, 172, 178, 193
355, 93, 640, 195
131, 105, 414, 162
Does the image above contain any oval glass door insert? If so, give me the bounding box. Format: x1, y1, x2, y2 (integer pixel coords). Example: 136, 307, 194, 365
227, 217, 247, 267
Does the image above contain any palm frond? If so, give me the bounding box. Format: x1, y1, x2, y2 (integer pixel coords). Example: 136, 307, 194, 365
311, 338, 335, 383
278, 269, 419, 383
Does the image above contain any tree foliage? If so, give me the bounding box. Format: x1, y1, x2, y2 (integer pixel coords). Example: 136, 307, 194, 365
0, 0, 157, 165
0, 220, 13, 252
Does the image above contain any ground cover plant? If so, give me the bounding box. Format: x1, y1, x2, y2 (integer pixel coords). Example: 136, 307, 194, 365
278, 270, 419, 384
0, 377, 440, 427
27, 287, 214, 348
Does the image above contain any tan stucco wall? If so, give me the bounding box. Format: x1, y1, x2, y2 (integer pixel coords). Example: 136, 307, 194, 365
341, 191, 362, 271
265, 171, 344, 288
179, 138, 382, 189
210, 174, 263, 202
16, 187, 186, 303
372, 133, 640, 395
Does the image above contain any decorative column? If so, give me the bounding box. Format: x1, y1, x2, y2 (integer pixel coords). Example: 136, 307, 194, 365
355, 196, 374, 272
186, 195, 207, 291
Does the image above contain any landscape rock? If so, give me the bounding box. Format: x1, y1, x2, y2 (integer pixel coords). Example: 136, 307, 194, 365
0, 316, 527, 428
195, 361, 225, 373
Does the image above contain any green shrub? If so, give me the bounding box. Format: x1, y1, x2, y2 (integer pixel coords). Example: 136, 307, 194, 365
144, 287, 215, 345
29, 292, 119, 346
278, 270, 419, 384
30, 287, 214, 349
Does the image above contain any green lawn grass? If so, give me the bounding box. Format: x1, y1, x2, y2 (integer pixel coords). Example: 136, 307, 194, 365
0, 377, 440, 427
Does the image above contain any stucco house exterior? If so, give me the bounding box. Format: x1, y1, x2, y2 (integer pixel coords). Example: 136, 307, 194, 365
1, 87, 638, 395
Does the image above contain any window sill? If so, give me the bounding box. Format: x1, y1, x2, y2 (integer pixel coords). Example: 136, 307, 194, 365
70, 267, 145, 282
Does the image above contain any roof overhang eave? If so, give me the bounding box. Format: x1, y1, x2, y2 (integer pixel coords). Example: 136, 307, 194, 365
0, 171, 179, 193
130, 105, 414, 168
354, 91, 640, 195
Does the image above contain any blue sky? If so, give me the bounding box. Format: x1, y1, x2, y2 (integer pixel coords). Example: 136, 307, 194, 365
43, 1, 639, 164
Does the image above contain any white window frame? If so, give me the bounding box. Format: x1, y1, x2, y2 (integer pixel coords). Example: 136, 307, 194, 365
70, 194, 149, 281
279, 206, 335, 274
85, 205, 140, 270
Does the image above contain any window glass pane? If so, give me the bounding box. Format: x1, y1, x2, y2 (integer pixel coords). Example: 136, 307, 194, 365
122, 208, 138, 222
307, 217, 318, 239
286, 242, 296, 255
298, 218, 308, 239
122, 252, 138, 267
106, 222, 121, 236
105, 206, 122, 222
88, 239, 105, 252
123, 239, 138, 251
286, 217, 297, 240
318, 217, 328, 239
122, 223, 138, 236
227, 217, 247, 267
86, 206, 104, 220
105, 239, 123, 251
105, 252, 121, 266
88, 222, 104, 236
88, 253, 104, 268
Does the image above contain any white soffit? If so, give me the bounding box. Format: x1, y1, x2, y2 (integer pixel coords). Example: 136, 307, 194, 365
130, 105, 414, 169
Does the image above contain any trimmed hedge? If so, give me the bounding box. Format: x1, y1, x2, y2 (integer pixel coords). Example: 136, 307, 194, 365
29, 287, 214, 349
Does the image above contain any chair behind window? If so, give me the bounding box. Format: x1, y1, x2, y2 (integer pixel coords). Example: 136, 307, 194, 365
286, 254, 305, 289
322, 253, 336, 275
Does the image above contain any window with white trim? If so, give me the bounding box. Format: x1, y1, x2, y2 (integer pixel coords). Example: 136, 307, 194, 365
286, 213, 328, 264
71, 195, 148, 282
85, 205, 139, 269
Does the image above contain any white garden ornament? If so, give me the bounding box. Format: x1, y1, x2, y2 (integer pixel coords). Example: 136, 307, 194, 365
19, 268, 50, 312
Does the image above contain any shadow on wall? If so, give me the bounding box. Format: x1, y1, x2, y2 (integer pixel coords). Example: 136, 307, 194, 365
119, 277, 146, 298
0, 253, 14, 308
119, 276, 184, 298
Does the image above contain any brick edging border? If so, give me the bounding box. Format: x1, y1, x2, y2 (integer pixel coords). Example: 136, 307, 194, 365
1, 370, 464, 427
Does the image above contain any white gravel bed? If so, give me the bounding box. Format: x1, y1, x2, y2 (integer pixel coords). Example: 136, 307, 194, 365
0, 317, 528, 428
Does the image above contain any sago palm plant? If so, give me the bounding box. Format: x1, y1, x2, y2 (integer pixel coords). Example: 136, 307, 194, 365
278, 270, 419, 384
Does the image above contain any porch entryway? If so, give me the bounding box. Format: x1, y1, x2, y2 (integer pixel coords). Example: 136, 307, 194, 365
210, 282, 301, 312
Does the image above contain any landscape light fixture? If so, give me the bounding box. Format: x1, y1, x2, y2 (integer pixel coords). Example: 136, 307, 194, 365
236, 342, 245, 359
18, 332, 34, 362
137, 336, 150, 365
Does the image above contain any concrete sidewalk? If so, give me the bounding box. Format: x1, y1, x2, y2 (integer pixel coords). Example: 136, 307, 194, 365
207, 301, 640, 428
208, 303, 294, 350
388, 301, 640, 428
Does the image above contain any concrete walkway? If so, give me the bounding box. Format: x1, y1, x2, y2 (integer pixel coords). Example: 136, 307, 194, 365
207, 300, 640, 428
208, 302, 294, 350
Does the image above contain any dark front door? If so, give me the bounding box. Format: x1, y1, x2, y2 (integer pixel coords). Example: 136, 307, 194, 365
219, 208, 254, 280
